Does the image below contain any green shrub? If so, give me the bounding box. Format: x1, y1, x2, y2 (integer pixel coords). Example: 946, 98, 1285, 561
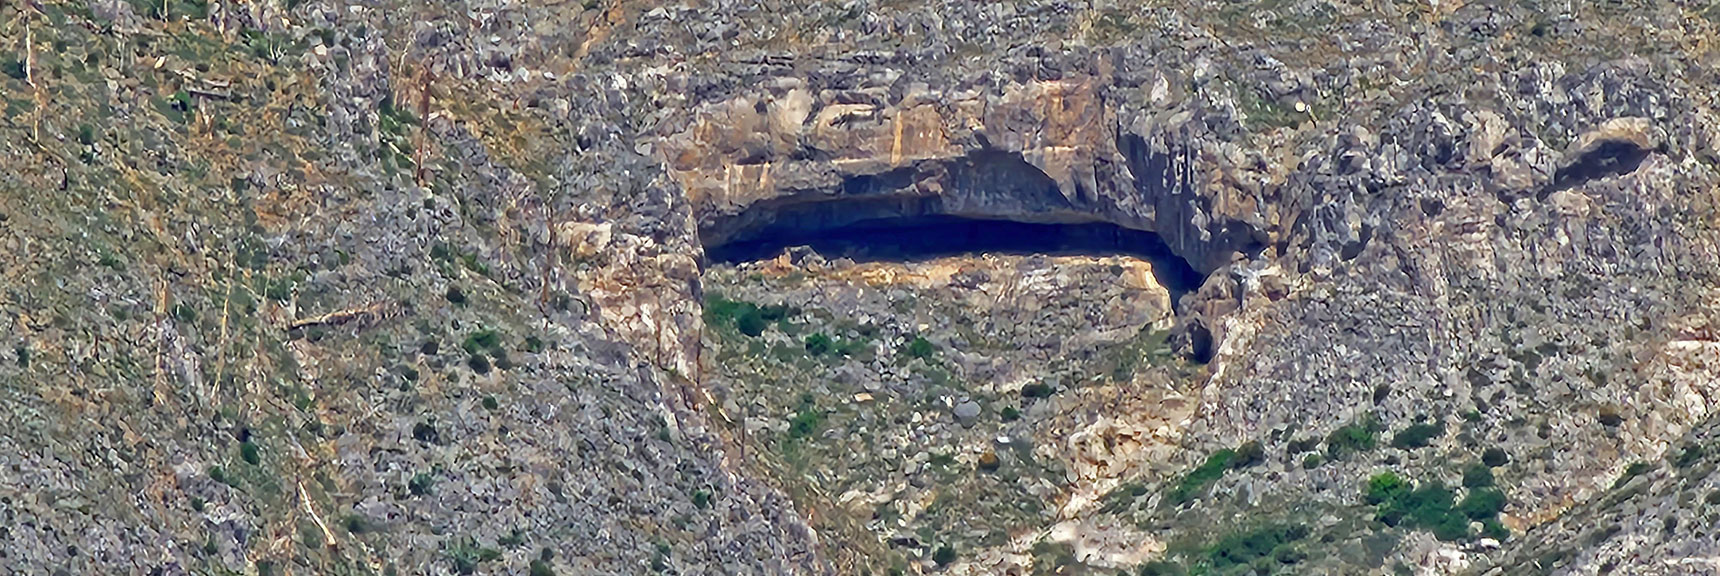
413, 421, 441, 444
902, 336, 935, 361
240, 441, 261, 466
692, 489, 713, 509
1366, 472, 1411, 505
444, 285, 467, 305
1674, 443, 1706, 468
1021, 383, 1055, 399
933, 545, 957, 567
703, 295, 793, 338
1287, 436, 1321, 454
1001, 406, 1021, 422
1369, 473, 1503, 542
1138, 560, 1184, 576
1209, 524, 1311, 568
1391, 422, 1445, 449
1302, 453, 1323, 469
1168, 449, 1236, 505
529, 559, 557, 576
735, 310, 769, 337
481, 396, 499, 411
1459, 488, 1507, 520
468, 353, 492, 374
462, 330, 502, 354
1327, 415, 1383, 459
408, 472, 435, 496
804, 333, 833, 356
1482, 447, 1509, 467
1232, 441, 1266, 468
1482, 519, 1511, 540
1462, 462, 1496, 488
446, 538, 502, 575
788, 408, 822, 440
1615, 462, 1652, 489
1, 59, 25, 80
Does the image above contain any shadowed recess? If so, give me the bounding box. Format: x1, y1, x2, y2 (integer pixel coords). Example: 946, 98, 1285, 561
704, 214, 1208, 301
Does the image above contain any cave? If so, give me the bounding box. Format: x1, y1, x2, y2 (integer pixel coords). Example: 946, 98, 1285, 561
703, 213, 1207, 302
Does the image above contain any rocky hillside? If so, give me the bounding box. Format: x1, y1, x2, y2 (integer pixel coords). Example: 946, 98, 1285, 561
2, 0, 1719, 575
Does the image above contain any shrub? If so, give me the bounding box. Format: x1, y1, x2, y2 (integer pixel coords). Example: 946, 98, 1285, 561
1168, 449, 1236, 505
933, 545, 957, 567
1482, 447, 1509, 467
1, 59, 27, 80
1462, 462, 1496, 488
1000, 406, 1021, 422
1613, 462, 1652, 489
1459, 488, 1507, 520
692, 489, 713, 509
413, 421, 441, 444
467, 353, 492, 374
1209, 524, 1311, 568
787, 408, 822, 440
408, 472, 435, 496
1021, 383, 1055, 399
1366, 472, 1411, 505
903, 336, 935, 361
1232, 441, 1266, 469
1302, 453, 1323, 469
804, 333, 833, 356
1391, 422, 1444, 450
529, 559, 557, 576
444, 285, 467, 305
1138, 560, 1184, 576
1327, 415, 1383, 459
735, 310, 769, 337
1369, 474, 1503, 542
240, 441, 261, 466
481, 396, 499, 411
1287, 437, 1320, 454
462, 330, 502, 354
1674, 443, 1706, 468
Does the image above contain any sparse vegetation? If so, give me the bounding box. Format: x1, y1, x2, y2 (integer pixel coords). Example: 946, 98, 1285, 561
1020, 382, 1055, 399
1482, 447, 1510, 467
1168, 449, 1236, 505
704, 294, 793, 338
933, 544, 957, 567
240, 440, 260, 465
1326, 415, 1384, 459
902, 336, 935, 361
1462, 462, 1496, 488
1366, 471, 1505, 542
804, 333, 833, 356
1391, 422, 1444, 450
1208, 523, 1311, 570
413, 421, 441, 444
409, 472, 435, 496
1232, 441, 1266, 468
446, 538, 502, 574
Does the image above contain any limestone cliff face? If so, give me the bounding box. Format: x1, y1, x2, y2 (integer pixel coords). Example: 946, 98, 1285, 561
663, 74, 1269, 277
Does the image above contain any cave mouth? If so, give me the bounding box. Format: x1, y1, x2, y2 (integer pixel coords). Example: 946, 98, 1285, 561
703, 215, 1207, 301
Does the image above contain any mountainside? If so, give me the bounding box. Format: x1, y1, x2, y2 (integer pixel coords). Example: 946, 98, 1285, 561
2, 1, 1719, 575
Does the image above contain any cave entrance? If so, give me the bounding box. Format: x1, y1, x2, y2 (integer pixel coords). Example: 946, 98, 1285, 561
703, 215, 1206, 303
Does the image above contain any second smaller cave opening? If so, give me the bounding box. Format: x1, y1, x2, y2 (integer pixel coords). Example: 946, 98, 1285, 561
704, 215, 1208, 303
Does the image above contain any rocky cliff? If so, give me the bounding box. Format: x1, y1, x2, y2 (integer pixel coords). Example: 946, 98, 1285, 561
2, 0, 1719, 575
